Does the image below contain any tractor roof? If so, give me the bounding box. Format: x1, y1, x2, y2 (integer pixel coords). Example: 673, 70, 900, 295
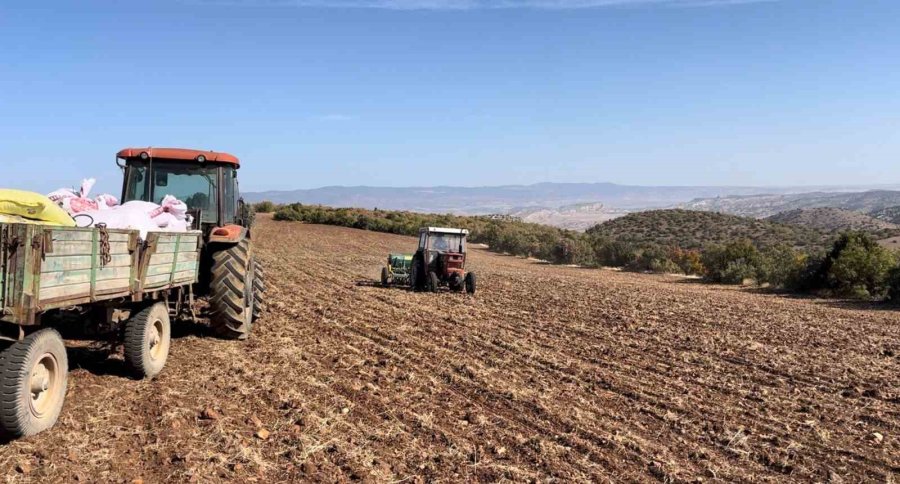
116, 147, 240, 167
421, 227, 469, 235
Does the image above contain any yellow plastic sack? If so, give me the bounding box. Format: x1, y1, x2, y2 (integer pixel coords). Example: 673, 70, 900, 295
0, 189, 75, 227
0, 214, 65, 226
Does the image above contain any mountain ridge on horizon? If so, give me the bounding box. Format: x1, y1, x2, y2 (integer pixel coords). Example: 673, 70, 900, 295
245, 181, 900, 213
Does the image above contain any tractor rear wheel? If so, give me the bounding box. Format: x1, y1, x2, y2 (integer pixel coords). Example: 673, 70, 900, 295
465, 272, 477, 295
381, 267, 391, 287
427, 271, 440, 293
209, 239, 256, 340
252, 261, 266, 323
0, 329, 68, 438
410, 263, 421, 291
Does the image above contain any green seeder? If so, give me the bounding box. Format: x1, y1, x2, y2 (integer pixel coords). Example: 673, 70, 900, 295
381, 253, 413, 286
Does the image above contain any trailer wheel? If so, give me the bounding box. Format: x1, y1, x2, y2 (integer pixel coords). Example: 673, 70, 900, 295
381, 267, 392, 287
0, 329, 68, 437
427, 272, 440, 293
465, 272, 477, 295
209, 240, 255, 340
252, 261, 267, 323
123, 302, 171, 379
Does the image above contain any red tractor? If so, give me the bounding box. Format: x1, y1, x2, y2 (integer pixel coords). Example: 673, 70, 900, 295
117, 147, 266, 339
410, 227, 476, 294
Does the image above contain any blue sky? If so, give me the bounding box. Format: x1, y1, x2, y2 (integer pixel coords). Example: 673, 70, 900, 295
0, 0, 898, 194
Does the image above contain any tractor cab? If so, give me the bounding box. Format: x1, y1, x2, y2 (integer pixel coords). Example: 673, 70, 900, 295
116, 147, 264, 340
411, 227, 476, 294
117, 147, 251, 232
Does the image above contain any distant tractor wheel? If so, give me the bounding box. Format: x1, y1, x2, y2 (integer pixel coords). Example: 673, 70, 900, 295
123, 302, 171, 379
209, 239, 256, 340
381, 267, 391, 287
0, 329, 68, 438
465, 272, 477, 295
427, 272, 440, 293
252, 261, 267, 323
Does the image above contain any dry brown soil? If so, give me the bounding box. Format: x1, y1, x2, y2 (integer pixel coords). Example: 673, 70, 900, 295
1, 216, 898, 482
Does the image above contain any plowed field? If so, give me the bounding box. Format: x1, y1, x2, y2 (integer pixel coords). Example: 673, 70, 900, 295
1, 216, 898, 482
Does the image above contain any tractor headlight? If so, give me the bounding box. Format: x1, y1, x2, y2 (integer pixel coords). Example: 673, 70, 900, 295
140, 151, 149, 160
197, 155, 207, 163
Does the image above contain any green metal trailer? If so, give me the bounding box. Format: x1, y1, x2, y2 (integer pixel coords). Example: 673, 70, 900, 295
0, 222, 202, 437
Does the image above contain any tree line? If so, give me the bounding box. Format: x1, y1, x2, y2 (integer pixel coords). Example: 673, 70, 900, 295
262, 202, 900, 301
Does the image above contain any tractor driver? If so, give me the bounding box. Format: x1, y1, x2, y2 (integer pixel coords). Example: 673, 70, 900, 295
432, 234, 450, 252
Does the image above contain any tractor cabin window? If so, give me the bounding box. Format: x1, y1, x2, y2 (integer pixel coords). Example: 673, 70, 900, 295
124, 161, 220, 223
223, 166, 237, 223
428, 234, 465, 253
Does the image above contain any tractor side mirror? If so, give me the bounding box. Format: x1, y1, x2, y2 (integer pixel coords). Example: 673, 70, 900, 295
155, 172, 169, 187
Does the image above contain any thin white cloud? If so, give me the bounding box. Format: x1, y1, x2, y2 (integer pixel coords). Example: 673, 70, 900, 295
223, 0, 782, 9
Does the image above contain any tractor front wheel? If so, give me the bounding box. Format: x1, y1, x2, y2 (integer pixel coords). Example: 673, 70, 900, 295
465, 272, 477, 295
209, 239, 256, 340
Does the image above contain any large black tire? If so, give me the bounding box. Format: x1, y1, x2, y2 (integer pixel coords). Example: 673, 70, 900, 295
427, 272, 440, 293
124, 302, 171, 379
252, 261, 266, 323
0, 329, 68, 438
465, 272, 477, 295
410, 263, 421, 291
209, 239, 255, 340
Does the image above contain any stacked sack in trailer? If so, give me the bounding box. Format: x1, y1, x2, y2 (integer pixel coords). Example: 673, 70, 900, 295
0, 189, 77, 227
48, 179, 194, 238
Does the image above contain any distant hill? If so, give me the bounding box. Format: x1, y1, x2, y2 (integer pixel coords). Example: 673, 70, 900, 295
870, 205, 900, 225
767, 208, 900, 238
508, 202, 628, 231
245, 182, 898, 216
586, 209, 828, 250
681, 190, 900, 219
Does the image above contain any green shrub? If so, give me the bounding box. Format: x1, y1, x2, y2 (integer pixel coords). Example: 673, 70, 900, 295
649, 257, 682, 274
669, 247, 705, 275
820, 232, 896, 299
253, 201, 277, 213
722, 259, 761, 285
758, 244, 808, 289
593, 239, 639, 268
887, 267, 900, 302
628, 245, 671, 273
702, 240, 763, 284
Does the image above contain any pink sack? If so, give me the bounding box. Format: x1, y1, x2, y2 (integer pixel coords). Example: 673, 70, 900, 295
95, 194, 119, 209
75, 207, 159, 239
160, 195, 188, 221
79, 179, 96, 198
47, 188, 77, 203
67, 197, 99, 213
